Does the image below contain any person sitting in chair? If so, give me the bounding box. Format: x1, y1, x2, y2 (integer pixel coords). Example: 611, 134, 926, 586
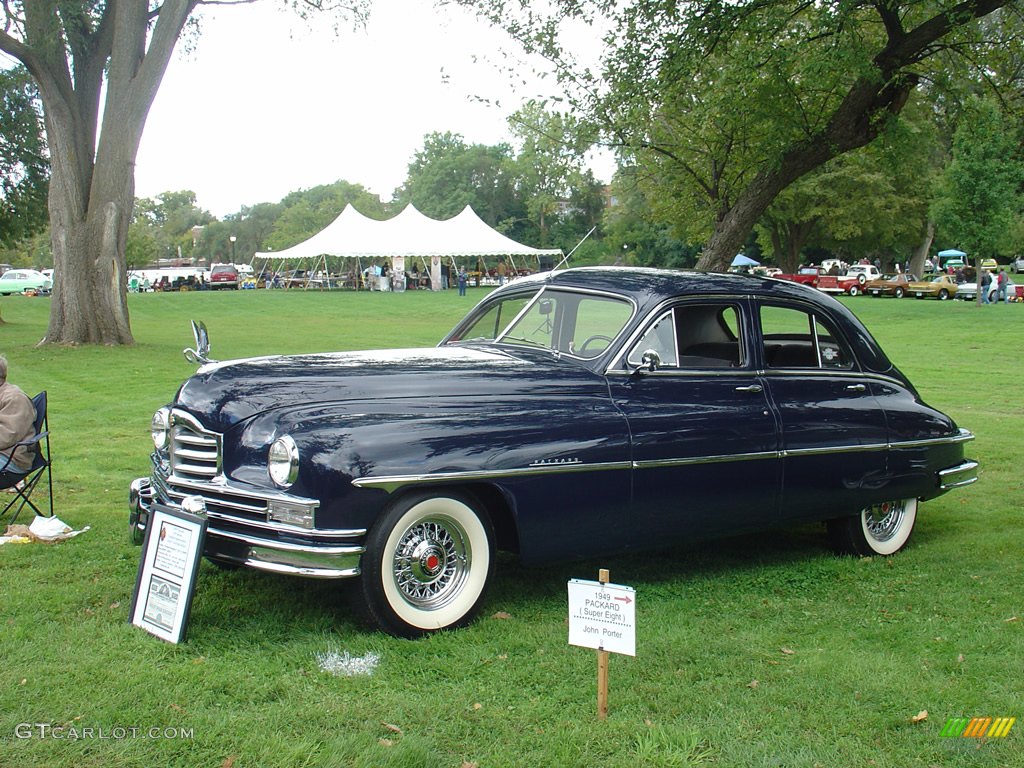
0, 356, 36, 489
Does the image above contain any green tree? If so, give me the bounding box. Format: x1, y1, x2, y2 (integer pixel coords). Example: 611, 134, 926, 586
130, 190, 214, 266
759, 97, 941, 272
460, 0, 1014, 271
262, 180, 385, 252
396, 132, 522, 227
931, 95, 1022, 295
508, 102, 595, 248
0, 0, 367, 345
0, 65, 48, 247
602, 167, 698, 269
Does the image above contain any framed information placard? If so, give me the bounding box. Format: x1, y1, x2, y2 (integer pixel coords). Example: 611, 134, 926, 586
129, 503, 207, 644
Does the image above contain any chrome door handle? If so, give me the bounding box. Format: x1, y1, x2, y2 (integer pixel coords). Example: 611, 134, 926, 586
846, 384, 867, 392
735, 385, 763, 393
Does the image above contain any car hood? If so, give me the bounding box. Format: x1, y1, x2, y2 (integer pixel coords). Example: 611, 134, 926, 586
175, 344, 605, 432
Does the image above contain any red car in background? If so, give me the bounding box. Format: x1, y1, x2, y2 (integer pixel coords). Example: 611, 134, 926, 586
775, 267, 862, 295
209, 264, 239, 290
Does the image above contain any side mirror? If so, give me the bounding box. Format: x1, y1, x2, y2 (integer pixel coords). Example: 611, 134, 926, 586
638, 349, 661, 373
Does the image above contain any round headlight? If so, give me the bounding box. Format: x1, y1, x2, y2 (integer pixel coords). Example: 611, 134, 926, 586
268, 435, 299, 488
151, 408, 170, 451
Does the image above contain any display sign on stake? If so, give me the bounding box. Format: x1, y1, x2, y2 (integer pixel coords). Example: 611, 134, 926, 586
129, 502, 206, 644
568, 568, 636, 719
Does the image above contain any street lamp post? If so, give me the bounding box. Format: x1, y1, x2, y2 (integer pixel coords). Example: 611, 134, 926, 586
229, 235, 237, 264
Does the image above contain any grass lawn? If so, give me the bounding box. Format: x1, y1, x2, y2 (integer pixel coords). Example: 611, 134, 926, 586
0, 287, 1020, 767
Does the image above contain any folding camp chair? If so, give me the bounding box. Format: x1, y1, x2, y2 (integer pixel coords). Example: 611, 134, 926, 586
1, 391, 54, 524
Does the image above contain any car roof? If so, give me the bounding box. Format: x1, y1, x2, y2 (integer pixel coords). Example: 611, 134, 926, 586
507, 266, 837, 308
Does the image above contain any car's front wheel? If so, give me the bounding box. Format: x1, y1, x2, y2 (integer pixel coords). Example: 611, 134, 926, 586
848, 285, 860, 296
827, 498, 918, 556
359, 491, 494, 638
894, 287, 905, 298
938, 289, 950, 300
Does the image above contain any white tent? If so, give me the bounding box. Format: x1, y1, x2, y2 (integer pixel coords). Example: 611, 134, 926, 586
254, 203, 562, 260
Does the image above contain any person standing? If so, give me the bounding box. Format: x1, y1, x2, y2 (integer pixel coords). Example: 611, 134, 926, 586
997, 268, 1009, 303
981, 269, 993, 304
0, 356, 36, 489
457, 267, 468, 297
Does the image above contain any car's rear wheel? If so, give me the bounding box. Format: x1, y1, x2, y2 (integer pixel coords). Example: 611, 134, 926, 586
360, 491, 494, 638
827, 498, 918, 556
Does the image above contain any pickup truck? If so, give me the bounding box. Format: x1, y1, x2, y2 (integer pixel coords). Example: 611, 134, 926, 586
776, 267, 862, 295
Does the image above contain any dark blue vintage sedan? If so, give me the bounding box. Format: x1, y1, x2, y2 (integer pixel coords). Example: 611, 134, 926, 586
129, 267, 977, 637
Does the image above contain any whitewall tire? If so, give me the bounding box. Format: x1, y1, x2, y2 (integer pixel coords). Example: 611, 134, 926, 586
360, 491, 494, 638
828, 498, 918, 557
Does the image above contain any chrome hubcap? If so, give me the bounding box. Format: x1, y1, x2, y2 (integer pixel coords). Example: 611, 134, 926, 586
864, 500, 904, 542
392, 517, 470, 609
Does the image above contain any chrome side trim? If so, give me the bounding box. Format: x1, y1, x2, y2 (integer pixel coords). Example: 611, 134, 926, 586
350, 430, 975, 492
891, 428, 975, 449
352, 460, 633, 492
782, 442, 890, 458
633, 450, 777, 471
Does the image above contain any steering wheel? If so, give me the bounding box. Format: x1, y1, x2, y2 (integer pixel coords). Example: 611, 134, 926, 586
577, 334, 613, 356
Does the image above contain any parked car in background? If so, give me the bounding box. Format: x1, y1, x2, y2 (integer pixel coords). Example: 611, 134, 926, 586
1010, 256, 1024, 273
0, 268, 52, 295
129, 267, 978, 637
846, 264, 883, 285
864, 273, 917, 298
908, 274, 959, 300
209, 264, 240, 290
774, 266, 823, 287
816, 273, 862, 296
957, 275, 1017, 302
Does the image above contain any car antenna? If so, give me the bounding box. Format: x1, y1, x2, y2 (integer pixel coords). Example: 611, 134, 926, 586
554, 226, 597, 271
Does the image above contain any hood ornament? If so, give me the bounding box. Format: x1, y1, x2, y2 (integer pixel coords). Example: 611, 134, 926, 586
183, 320, 216, 365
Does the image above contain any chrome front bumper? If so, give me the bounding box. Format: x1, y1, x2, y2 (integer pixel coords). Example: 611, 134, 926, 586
129, 477, 365, 579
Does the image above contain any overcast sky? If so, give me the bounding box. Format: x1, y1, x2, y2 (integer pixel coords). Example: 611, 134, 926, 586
134, 0, 613, 218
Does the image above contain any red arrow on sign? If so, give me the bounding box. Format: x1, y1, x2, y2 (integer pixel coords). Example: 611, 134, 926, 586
614, 595, 633, 605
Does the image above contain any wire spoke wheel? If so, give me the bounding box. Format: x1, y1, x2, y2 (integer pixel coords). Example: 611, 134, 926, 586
828, 497, 918, 557
361, 491, 494, 637
392, 516, 470, 611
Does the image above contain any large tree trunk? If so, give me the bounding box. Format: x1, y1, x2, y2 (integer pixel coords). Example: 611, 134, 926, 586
909, 221, 935, 278
46, 165, 134, 344
2, 0, 196, 345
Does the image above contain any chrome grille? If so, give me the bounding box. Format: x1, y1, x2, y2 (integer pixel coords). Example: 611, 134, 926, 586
169, 419, 221, 481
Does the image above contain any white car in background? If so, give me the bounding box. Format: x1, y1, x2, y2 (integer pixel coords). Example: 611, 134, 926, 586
956, 276, 1016, 302
846, 264, 882, 285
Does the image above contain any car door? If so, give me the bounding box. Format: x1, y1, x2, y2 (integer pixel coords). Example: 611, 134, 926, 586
756, 302, 890, 523
606, 299, 782, 543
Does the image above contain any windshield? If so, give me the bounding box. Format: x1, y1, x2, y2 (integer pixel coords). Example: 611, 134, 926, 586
446, 287, 634, 359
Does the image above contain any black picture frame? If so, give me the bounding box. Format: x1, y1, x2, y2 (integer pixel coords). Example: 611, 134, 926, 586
129, 503, 207, 644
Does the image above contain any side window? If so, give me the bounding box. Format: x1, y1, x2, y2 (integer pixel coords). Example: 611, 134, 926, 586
760, 305, 853, 370
452, 295, 532, 342
628, 303, 743, 369
627, 310, 678, 367
570, 296, 635, 358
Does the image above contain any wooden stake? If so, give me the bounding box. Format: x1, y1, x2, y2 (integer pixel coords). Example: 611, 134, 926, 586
597, 568, 610, 720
